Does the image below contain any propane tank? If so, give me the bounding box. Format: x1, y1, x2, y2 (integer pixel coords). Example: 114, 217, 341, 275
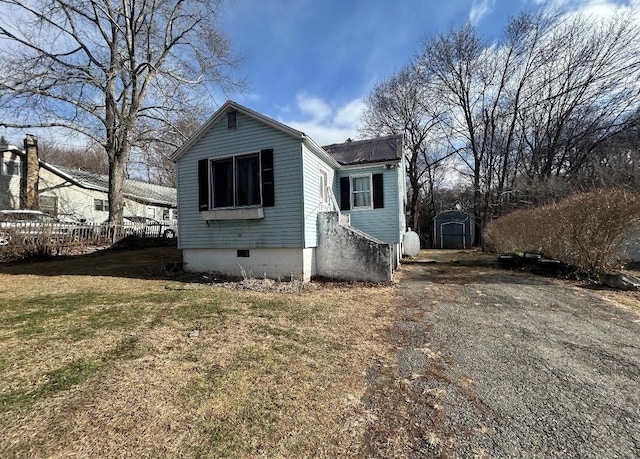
403, 229, 420, 256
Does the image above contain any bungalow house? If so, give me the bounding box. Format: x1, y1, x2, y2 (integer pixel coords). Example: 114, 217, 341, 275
1, 142, 177, 223
171, 100, 406, 282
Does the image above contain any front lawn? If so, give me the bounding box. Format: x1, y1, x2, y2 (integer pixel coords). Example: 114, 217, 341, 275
0, 248, 395, 457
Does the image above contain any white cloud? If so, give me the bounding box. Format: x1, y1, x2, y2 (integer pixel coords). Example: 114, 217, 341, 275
469, 0, 495, 25
334, 99, 366, 128
531, 0, 634, 15
281, 93, 365, 146
295, 93, 332, 122
535, 0, 640, 27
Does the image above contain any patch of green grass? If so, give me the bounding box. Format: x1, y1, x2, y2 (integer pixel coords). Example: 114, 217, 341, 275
186, 359, 284, 457
134, 291, 186, 304
204, 364, 226, 385
85, 305, 147, 330
107, 335, 139, 359
0, 358, 105, 414
1, 292, 123, 338
173, 298, 230, 321
1, 289, 189, 342
248, 297, 290, 319
248, 297, 288, 312
256, 324, 297, 340
148, 315, 164, 328
193, 421, 250, 458
61, 326, 96, 342
0, 335, 139, 416
182, 352, 200, 363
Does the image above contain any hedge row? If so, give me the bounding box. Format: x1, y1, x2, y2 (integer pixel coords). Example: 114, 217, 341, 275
484, 189, 640, 273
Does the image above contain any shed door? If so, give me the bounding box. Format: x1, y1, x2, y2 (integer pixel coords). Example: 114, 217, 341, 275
441, 222, 465, 249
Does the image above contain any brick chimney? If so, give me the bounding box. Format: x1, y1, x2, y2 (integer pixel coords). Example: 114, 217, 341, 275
21, 134, 39, 210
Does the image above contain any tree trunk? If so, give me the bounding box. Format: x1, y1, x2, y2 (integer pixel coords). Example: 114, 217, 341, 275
473, 160, 482, 247
108, 152, 127, 225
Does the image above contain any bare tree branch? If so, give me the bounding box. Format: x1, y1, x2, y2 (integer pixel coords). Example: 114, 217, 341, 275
0, 0, 242, 223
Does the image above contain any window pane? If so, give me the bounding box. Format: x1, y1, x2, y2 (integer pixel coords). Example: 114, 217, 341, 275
319, 171, 328, 205
40, 196, 58, 216
212, 159, 234, 208
352, 176, 371, 207
353, 191, 371, 207
353, 176, 370, 192
3, 161, 21, 176
236, 154, 260, 206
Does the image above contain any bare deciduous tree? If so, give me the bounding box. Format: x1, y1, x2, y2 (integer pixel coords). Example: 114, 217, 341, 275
396, 7, 640, 245
360, 65, 453, 242
517, 11, 640, 183
0, 0, 241, 223
40, 141, 109, 175
131, 112, 204, 187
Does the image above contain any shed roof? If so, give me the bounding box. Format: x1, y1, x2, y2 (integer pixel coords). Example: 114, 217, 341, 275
323, 134, 403, 166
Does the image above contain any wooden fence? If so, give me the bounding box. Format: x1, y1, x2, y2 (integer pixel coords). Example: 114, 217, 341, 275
0, 221, 177, 257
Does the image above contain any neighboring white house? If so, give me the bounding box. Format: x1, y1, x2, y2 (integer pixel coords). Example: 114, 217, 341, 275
171, 100, 406, 282
0, 143, 177, 223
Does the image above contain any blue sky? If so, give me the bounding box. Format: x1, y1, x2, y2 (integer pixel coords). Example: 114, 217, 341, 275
218, 0, 637, 145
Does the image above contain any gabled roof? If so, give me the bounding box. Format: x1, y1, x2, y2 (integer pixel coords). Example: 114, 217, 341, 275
2, 147, 176, 207
323, 134, 403, 166
50, 165, 177, 207
170, 100, 340, 168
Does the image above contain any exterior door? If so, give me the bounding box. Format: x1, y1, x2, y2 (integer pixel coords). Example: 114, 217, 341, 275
441, 222, 465, 249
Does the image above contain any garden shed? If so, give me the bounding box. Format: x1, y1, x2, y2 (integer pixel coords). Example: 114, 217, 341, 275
433, 210, 473, 249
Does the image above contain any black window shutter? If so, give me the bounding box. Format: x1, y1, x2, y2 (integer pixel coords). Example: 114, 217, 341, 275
261, 149, 275, 207
373, 173, 384, 209
198, 159, 209, 211
339, 177, 351, 210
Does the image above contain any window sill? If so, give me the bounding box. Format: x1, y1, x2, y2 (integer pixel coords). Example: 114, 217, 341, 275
201, 207, 264, 221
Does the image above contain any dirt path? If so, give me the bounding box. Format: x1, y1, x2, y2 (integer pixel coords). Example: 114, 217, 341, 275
360, 257, 640, 458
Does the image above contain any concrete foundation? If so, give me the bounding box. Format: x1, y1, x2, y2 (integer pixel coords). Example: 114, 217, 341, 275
182, 214, 395, 283
183, 247, 314, 281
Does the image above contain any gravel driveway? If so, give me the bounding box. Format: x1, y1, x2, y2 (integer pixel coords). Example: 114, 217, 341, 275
360, 258, 640, 458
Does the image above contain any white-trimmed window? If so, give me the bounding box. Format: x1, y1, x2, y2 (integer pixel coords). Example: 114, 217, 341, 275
339, 173, 384, 211
94, 198, 109, 212
40, 195, 58, 216
2, 160, 21, 176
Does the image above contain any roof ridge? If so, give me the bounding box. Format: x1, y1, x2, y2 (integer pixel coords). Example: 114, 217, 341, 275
322, 133, 402, 149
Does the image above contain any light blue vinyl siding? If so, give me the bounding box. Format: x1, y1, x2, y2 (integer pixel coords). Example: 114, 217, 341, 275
176, 112, 304, 249
336, 165, 402, 243
301, 145, 337, 248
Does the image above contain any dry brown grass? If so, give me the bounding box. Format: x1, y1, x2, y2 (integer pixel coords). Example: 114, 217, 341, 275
0, 248, 397, 458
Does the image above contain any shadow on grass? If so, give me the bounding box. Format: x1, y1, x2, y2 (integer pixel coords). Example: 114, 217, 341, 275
0, 245, 184, 281
400, 263, 555, 286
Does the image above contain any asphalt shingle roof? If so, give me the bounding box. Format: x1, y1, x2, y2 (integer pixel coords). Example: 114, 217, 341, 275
54, 166, 176, 207
323, 134, 403, 166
